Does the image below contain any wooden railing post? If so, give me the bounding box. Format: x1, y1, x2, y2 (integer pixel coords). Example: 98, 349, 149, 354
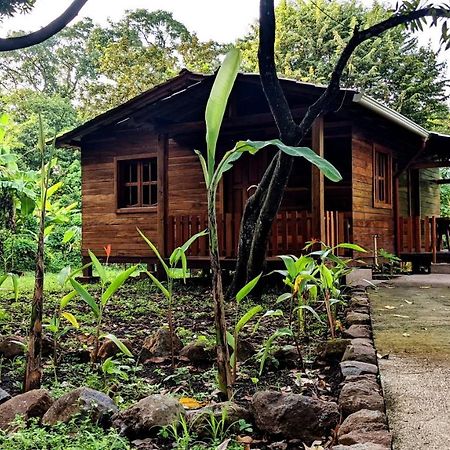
431, 216, 437, 264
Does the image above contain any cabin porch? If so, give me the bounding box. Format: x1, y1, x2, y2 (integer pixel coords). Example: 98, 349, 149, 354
398, 215, 450, 269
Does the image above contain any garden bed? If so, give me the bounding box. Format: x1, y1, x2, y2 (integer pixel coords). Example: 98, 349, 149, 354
0, 274, 391, 449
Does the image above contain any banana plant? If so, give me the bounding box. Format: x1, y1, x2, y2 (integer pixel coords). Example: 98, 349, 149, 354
138, 227, 208, 368
70, 250, 137, 364
196, 47, 341, 399
227, 273, 262, 383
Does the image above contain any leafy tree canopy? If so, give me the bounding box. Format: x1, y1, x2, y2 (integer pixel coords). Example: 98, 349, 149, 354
0, 0, 35, 18
238, 0, 450, 129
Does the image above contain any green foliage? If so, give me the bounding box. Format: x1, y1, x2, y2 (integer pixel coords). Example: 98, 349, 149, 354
238, 0, 450, 129
0, 417, 130, 450
138, 227, 207, 366
70, 251, 138, 363
0, 0, 35, 18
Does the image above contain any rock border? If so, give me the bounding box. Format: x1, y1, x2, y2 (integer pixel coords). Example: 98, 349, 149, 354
333, 287, 392, 450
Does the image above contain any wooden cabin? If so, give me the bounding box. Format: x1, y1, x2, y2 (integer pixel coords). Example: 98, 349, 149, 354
56, 70, 450, 271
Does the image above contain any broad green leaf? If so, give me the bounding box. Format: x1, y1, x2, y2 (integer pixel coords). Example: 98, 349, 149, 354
20, 195, 35, 216
295, 305, 324, 324
10, 273, 18, 301
88, 249, 107, 284
181, 252, 187, 282
319, 264, 333, 289
195, 150, 209, 186
46, 181, 63, 198
277, 292, 292, 303
58, 266, 71, 287
226, 330, 235, 350
180, 229, 208, 253
279, 255, 297, 279
60, 290, 77, 309
101, 333, 133, 357
235, 305, 263, 335
335, 243, 367, 253
0, 274, 7, 287
236, 273, 262, 303
61, 311, 80, 329
205, 48, 241, 180
146, 271, 170, 299
259, 328, 293, 376
67, 262, 92, 281
70, 278, 100, 318
62, 228, 76, 244
137, 228, 169, 276
235, 139, 342, 182
169, 247, 183, 267
101, 264, 137, 306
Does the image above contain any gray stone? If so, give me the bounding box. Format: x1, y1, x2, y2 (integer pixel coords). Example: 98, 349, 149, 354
0, 335, 26, 358
338, 409, 387, 437
42, 387, 118, 426
236, 338, 256, 362
348, 306, 370, 315
346, 312, 371, 326
179, 342, 213, 365
273, 345, 302, 368
0, 388, 11, 405
0, 389, 53, 431
344, 374, 378, 384
349, 297, 370, 308
342, 343, 377, 365
339, 379, 384, 417
251, 390, 339, 442
340, 361, 378, 377
97, 339, 133, 361
318, 339, 351, 361
351, 338, 373, 346
113, 394, 184, 438
339, 430, 392, 447
343, 325, 371, 339
141, 329, 183, 360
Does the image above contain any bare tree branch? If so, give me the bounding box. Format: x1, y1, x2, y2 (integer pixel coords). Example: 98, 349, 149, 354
0, 0, 88, 52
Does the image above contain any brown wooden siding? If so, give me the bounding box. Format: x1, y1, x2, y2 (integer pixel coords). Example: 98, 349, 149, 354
351, 131, 394, 254
81, 131, 160, 258
420, 168, 440, 216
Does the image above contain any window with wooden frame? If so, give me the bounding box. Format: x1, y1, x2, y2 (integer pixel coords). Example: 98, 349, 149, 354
117, 158, 157, 209
373, 146, 392, 208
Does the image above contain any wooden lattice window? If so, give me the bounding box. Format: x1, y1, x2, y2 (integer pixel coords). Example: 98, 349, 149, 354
117, 158, 157, 208
373, 146, 392, 208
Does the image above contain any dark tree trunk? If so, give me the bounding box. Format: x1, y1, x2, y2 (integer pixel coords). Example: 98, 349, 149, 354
23, 206, 45, 392
229, 0, 449, 295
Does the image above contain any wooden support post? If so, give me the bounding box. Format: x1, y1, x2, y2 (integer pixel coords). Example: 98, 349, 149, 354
431, 216, 437, 264
393, 176, 401, 255
157, 134, 168, 259
311, 117, 325, 242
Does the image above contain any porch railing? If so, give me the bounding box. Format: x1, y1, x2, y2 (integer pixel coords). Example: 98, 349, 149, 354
167, 210, 352, 258
397, 216, 438, 260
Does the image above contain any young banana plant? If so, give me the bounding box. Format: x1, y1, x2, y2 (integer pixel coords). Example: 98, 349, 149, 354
195, 47, 341, 398
138, 228, 208, 368
70, 249, 137, 364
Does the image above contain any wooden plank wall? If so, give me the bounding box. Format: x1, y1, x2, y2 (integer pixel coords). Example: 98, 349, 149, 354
420, 168, 440, 216
351, 131, 395, 254
81, 131, 209, 260
81, 130, 160, 259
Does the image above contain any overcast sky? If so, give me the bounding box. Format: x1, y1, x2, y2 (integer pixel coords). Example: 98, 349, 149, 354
0, 0, 448, 73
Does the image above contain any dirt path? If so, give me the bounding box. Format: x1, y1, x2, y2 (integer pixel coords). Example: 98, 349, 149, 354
368, 275, 450, 450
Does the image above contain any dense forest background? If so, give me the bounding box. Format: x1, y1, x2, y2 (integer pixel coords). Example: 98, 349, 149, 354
1, 0, 449, 273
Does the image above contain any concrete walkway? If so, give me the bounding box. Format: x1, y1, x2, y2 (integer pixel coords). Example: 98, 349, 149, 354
368, 274, 450, 450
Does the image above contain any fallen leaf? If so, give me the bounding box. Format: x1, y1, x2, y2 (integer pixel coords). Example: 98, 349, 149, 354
377, 352, 390, 359
384, 305, 396, 310
402, 333, 410, 337
420, 285, 431, 289
237, 436, 253, 444
216, 438, 231, 450
403, 299, 413, 305
393, 314, 410, 319
179, 397, 206, 409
